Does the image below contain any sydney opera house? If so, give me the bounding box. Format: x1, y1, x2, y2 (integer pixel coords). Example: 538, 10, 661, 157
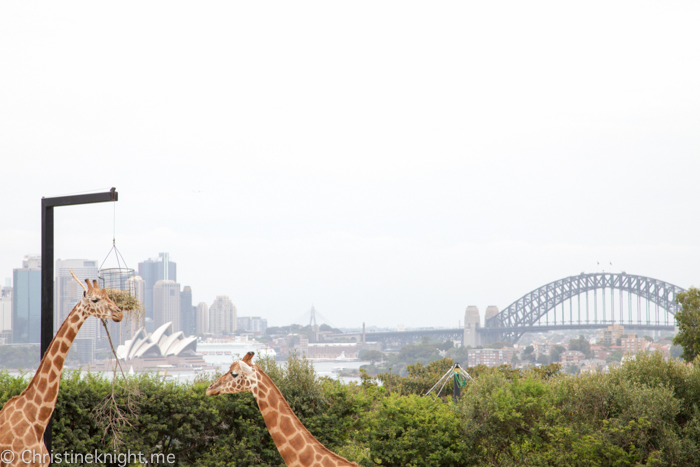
117, 322, 198, 360
113, 322, 210, 371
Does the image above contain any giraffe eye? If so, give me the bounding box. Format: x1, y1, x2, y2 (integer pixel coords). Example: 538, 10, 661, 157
92, 298, 100, 303
231, 372, 238, 378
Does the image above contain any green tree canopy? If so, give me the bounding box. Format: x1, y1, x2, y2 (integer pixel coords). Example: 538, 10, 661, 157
673, 287, 700, 361
359, 350, 386, 364
568, 335, 592, 357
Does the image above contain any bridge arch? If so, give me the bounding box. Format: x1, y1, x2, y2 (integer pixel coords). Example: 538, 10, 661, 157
483, 273, 685, 344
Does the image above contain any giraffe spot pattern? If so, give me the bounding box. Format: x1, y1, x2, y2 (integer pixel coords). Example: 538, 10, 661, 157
48, 369, 58, 383
266, 410, 279, 428
38, 406, 52, 422
289, 433, 305, 451
25, 403, 37, 421
322, 456, 335, 467
12, 437, 23, 451
37, 377, 47, 393
280, 416, 296, 437
60, 341, 70, 353
270, 430, 286, 446
299, 445, 315, 465
66, 327, 77, 340
10, 411, 23, 425
14, 415, 31, 435
267, 390, 279, 410
46, 383, 58, 402
279, 446, 298, 464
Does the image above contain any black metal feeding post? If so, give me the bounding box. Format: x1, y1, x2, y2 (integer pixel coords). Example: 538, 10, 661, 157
41, 188, 118, 453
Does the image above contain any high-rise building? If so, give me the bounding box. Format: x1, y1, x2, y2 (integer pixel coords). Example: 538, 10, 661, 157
55, 259, 99, 352
153, 280, 181, 332
1, 284, 12, 334
138, 253, 176, 332
180, 286, 195, 336
196, 302, 209, 335
237, 316, 268, 334
209, 296, 236, 335
123, 275, 146, 343
12, 255, 41, 343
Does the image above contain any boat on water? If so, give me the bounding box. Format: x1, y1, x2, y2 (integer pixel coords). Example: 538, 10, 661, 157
335, 351, 353, 362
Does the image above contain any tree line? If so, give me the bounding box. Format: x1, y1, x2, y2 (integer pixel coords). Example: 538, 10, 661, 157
3, 350, 700, 466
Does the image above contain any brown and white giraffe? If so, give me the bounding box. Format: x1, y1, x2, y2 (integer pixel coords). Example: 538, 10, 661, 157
0, 272, 123, 467
207, 352, 358, 467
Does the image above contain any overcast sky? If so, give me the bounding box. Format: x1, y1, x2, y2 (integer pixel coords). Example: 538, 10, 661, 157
1, 1, 698, 329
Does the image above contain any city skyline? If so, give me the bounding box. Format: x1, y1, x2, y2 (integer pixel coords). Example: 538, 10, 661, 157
1, 2, 699, 329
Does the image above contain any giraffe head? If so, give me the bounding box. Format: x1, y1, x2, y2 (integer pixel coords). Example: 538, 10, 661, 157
206, 351, 258, 396
71, 270, 124, 322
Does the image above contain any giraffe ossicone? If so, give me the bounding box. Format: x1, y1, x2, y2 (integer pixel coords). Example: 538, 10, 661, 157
0, 271, 123, 467
207, 351, 359, 467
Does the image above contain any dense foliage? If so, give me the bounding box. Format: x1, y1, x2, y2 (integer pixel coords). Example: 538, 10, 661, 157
674, 287, 700, 362
2, 352, 700, 466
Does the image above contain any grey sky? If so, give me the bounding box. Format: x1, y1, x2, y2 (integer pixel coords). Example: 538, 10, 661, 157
1, 2, 699, 328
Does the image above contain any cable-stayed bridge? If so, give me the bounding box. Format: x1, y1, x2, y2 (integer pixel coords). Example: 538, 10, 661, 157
346, 273, 685, 346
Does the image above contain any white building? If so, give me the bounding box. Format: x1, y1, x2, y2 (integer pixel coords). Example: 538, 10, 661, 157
117, 321, 197, 360
209, 295, 237, 335
154, 280, 181, 332
55, 259, 99, 360
1, 284, 12, 333
196, 302, 209, 335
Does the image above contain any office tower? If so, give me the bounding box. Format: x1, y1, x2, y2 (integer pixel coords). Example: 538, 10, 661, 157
138, 253, 176, 332
196, 302, 208, 335
55, 259, 100, 356
153, 280, 181, 332
237, 316, 268, 334
209, 296, 236, 335
180, 286, 196, 336
0, 284, 12, 343
463, 306, 480, 348
12, 255, 41, 343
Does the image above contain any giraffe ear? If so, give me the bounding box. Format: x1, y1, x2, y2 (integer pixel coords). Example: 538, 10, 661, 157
239, 361, 253, 375
242, 351, 255, 364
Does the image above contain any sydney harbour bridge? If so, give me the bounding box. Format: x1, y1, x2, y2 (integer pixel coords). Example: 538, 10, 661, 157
351, 273, 685, 345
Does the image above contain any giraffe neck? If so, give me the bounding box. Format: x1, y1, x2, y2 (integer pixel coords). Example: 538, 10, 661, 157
251, 371, 355, 467
20, 302, 88, 431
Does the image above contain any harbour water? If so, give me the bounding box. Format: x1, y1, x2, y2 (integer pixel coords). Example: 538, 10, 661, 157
5, 358, 370, 385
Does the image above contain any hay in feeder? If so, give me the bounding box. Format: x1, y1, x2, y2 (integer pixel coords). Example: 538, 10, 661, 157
105, 288, 144, 325
105, 288, 143, 312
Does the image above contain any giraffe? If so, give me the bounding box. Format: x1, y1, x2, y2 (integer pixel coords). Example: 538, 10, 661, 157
0, 272, 123, 467
206, 352, 358, 467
